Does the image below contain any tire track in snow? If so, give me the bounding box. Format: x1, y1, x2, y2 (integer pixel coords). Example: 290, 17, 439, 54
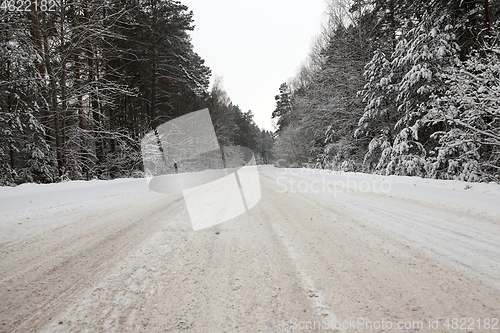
272, 223, 343, 332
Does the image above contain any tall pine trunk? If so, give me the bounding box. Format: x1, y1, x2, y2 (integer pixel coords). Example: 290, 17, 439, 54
42, 12, 64, 176
151, 0, 158, 129
27, 6, 51, 144
59, 0, 68, 165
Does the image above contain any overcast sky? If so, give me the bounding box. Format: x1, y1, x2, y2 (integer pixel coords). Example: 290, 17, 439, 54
180, 0, 327, 131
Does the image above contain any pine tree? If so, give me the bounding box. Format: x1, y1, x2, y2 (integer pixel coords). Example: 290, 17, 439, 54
425, 48, 500, 182
1, 10, 55, 184
271, 83, 293, 134
358, 11, 460, 176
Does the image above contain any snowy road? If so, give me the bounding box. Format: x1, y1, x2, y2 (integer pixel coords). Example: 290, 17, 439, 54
1, 166, 499, 332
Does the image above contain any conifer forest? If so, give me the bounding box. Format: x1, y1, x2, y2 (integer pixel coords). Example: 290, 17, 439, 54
1, 0, 499, 185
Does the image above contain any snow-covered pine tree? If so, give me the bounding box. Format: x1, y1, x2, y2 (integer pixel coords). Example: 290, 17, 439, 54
18, 113, 56, 184
272, 83, 294, 135
0, 111, 19, 186
1, 12, 22, 185
358, 11, 460, 176
356, 49, 397, 172
425, 37, 500, 182
1, 11, 56, 185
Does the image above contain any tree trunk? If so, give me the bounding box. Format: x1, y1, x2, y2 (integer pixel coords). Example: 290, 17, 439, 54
27, 6, 51, 144
75, 51, 88, 177
151, 0, 158, 128
60, 0, 67, 162
85, 5, 103, 168
484, 0, 490, 39
102, 5, 113, 159
42, 12, 64, 176
7, 54, 14, 169
388, 0, 396, 51
70, 1, 88, 177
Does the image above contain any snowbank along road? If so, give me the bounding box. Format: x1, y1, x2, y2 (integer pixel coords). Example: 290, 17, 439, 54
1, 166, 499, 332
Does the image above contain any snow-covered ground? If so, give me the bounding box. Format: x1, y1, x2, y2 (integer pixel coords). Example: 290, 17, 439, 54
0, 177, 148, 214
1, 166, 499, 332
268, 167, 500, 283
2, 167, 497, 215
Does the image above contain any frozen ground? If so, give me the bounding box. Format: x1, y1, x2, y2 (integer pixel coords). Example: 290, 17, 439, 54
1, 166, 499, 332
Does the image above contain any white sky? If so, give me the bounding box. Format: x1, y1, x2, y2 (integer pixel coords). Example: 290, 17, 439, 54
181, 0, 327, 131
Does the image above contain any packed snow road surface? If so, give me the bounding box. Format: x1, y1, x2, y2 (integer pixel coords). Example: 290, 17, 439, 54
1, 166, 499, 332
